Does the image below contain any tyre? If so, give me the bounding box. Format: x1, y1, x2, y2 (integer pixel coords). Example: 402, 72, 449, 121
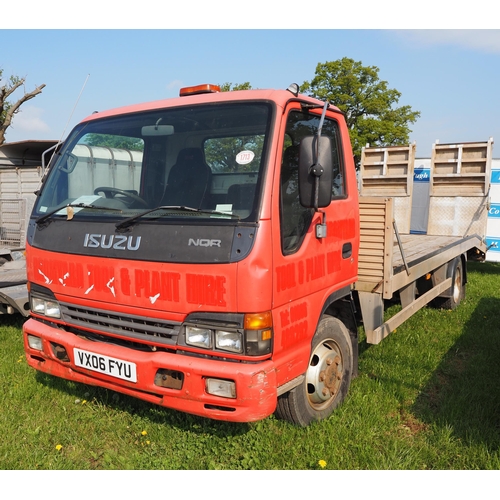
275, 315, 353, 426
435, 257, 465, 310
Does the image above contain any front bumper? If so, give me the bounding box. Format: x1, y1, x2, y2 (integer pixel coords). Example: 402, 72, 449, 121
23, 318, 277, 423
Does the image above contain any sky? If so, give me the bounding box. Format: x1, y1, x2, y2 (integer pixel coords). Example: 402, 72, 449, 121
2, 5, 500, 158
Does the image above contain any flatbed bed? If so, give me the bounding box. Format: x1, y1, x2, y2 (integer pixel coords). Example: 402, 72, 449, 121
354, 196, 486, 344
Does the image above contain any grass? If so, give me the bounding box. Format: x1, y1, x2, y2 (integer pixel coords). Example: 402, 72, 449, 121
1, 261, 500, 470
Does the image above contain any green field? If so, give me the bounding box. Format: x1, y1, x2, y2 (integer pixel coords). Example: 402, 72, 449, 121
1, 261, 500, 470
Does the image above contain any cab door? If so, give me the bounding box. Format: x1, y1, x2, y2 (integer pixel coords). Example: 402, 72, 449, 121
271, 103, 359, 367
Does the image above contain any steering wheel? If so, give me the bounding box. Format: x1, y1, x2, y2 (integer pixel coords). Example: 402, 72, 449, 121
94, 186, 148, 207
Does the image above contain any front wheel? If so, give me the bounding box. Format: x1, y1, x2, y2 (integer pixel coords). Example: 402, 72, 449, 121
275, 315, 353, 426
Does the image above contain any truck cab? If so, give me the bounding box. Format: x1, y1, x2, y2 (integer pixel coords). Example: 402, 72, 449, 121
23, 84, 360, 425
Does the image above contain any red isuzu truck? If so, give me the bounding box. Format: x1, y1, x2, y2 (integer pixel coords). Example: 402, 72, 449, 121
23, 84, 487, 426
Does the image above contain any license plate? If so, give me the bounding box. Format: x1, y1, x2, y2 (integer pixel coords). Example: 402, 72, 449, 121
74, 348, 137, 383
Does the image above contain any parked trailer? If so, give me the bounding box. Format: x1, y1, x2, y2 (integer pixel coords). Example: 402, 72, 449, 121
0, 140, 57, 316
22, 85, 488, 426
357, 141, 490, 343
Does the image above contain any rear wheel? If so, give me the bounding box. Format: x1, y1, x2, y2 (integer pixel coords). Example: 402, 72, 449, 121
275, 315, 353, 426
435, 258, 465, 310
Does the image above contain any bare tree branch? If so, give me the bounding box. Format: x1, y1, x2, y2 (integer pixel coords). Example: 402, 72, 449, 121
0, 74, 46, 144
0, 78, 25, 102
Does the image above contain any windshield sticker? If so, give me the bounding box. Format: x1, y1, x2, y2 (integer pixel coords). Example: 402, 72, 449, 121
56, 195, 101, 215
215, 204, 233, 214
236, 150, 255, 165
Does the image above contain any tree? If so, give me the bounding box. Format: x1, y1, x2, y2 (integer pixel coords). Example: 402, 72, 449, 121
219, 82, 252, 92
301, 58, 420, 166
84, 134, 144, 152
0, 69, 46, 145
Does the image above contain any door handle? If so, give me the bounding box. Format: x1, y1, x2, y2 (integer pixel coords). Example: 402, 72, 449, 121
342, 242, 352, 259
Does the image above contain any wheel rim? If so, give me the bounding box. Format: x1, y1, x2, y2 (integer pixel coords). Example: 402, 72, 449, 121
453, 265, 462, 302
306, 339, 343, 409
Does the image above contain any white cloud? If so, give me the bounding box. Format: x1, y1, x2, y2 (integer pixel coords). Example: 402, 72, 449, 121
394, 30, 500, 53
164, 80, 183, 98
166, 80, 183, 90
9, 106, 50, 134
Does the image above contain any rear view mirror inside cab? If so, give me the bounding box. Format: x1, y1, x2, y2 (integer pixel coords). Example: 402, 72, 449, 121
141, 125, 174, 136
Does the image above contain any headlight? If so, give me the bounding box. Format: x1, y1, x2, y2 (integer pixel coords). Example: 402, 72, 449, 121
216, 330, 243, 353
185, 325, 244, 354
31, 297, 46, 315
45, 300, 61, 318
31, 296, 61, 318
182, 311, 273, 356
186, 326, 212, 348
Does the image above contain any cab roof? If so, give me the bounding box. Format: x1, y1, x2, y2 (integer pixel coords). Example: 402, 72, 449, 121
80, 87, 340, 123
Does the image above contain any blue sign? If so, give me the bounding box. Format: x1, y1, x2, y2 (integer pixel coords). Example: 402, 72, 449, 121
488, 204, 500, 218
491, 170, 500, 184
486, 237, 500, 252
414, 168, 430, 183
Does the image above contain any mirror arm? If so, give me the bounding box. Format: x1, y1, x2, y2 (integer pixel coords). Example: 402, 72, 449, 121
310, 100, 329, 211
314, 100, 329, 236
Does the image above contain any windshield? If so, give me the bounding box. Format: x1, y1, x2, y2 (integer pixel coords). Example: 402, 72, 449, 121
35, 102, 272, 223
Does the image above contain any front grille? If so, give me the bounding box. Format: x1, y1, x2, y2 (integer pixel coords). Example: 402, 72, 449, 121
60, 303, 181, 346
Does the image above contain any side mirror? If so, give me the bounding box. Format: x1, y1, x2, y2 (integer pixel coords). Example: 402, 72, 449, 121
298, 136, 333, 209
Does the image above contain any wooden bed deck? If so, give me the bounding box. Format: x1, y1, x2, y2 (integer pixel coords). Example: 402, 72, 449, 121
355, 197, 484, 298
393, 234, 465, 271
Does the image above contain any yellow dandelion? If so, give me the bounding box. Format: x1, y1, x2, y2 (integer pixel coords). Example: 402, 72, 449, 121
146, 440, 150, 445
81, 400, 87, 405
318, 459, 327, 468
141, 430, 147, 436
55, 444, 63, 451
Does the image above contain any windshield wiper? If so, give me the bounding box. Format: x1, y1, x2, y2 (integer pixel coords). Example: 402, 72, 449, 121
115, 205, 239, 230
35, 203, 123, 226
